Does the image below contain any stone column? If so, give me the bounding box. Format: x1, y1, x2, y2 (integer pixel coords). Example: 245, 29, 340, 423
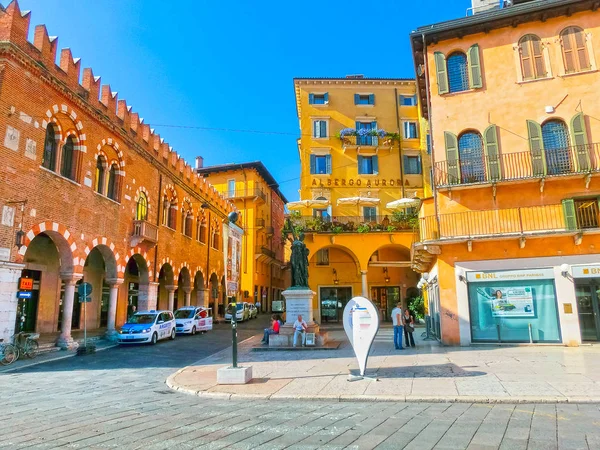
184, 287, 191, 306
196, 289, 206, 307
361, 270, 368, 297
138, 282, 159, 311
105, 278, 124, 341
57, 273, 83, 349
166, 285, 177, 311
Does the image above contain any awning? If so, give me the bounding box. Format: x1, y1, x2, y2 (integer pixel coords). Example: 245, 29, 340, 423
386, 198, 420, 209
286, 199, 330, 210
336, 197, 381, 207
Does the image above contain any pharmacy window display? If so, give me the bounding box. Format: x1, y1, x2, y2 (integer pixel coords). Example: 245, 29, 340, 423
466, 269, 561, 343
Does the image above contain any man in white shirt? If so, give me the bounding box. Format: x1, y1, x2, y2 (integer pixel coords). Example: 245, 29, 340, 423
391, 301, 404, 350
293, 314, 308, 347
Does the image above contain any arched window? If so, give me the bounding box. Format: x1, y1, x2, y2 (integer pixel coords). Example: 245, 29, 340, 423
212, 229, 220, 250
198, 219, 207, 243
542, 120, 571, 175
162, 190, 177, 229
561, 26, 590, 74
447, 52, 469, 93
107, 163, 119, 201
60, 136, 76, 180
42, 125, 57, 171
95, 156, 107, 194
519, 35, 546, 80
136, 192, 148, 221
168, 200, 177, 229
184, 212, 193, 237
458, 132, 485, 183
162, 195, 169, 226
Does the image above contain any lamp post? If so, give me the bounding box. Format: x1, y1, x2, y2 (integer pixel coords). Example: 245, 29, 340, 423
227, 211, 240, 368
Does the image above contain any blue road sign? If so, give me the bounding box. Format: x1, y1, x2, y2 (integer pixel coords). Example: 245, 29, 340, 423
17, 291, 32, 299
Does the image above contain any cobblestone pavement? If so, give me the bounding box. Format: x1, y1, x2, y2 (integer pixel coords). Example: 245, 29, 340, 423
2, 319, 600, 449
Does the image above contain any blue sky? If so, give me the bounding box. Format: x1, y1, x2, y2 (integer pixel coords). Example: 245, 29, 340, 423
14, 0, 467, 201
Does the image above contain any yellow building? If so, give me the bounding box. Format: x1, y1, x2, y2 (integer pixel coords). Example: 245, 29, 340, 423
291, 76, 431, 323
196, 159, 288, 313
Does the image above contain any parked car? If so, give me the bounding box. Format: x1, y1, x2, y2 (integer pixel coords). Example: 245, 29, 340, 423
225, 302, 249, 322
174, 306, 213, 335
248, 303, 258, 319
118, 310, 175, 345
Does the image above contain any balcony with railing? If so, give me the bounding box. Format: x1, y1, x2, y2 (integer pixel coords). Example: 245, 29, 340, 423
287, 213, 418, 234
255, 245, 275, 259
340, 135, 397, 151
131, 220, 159, 246
419, 202, 600, 242
221, 188, 266, 202
434, 144, 600, 189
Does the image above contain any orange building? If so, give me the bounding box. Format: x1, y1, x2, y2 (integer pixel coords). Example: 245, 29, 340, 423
411, 0, 600, 346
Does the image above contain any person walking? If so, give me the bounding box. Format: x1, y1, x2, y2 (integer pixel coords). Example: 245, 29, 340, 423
403, 308, 416, 348
293, 314, 308, 347
391, 301, 403, 350
256, 300, 261, 314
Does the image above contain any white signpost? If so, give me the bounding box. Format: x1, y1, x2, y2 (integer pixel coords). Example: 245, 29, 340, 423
343, 296, 380, 381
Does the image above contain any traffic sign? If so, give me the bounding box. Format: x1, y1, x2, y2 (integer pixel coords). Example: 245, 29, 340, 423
78, 282, 93, 298
17, 291, 32, 299
19, 277, 33, 290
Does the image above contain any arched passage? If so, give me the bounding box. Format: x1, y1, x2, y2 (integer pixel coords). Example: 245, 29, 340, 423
367, 245, 419, 321
177, 267, 191, 310
193, 271, 205, 307
158, 263, 175, 311
124, 254, 150, 319
308, 244, 361, 324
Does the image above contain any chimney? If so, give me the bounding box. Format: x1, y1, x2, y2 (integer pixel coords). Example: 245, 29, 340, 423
195, 156, 204, 170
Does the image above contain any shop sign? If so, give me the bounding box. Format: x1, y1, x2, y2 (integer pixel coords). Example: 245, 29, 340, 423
18, 277, 33, 291
343, 296, 380, 377
312, 178, 402, 188
466, 268, 554, 282
572, 265, 600, 279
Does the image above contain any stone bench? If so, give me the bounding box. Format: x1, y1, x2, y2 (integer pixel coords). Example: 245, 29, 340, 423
268, 331, 329, 347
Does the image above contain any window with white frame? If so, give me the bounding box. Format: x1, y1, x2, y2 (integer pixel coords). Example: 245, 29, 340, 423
310, 154, 331, 175
312, 119, 328, 138
316, 249, 329, 266
400, 95, 417, 106
403, 122, 419, 139
309, 93, 329, 105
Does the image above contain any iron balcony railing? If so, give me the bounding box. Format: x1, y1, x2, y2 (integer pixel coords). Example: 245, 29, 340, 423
221, 188, 266, 202
132, 220, 159, 244
419, 204, 572, 241
290, 214, 418, 233
255, 245, 275, 259
434, 143, 600, 187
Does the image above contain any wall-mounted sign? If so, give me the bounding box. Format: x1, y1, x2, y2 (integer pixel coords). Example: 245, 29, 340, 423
466, 268, 554, 283
475, 286, 536, 317
572, 265, 600, 279
17, 291, 32, 299
312, 178, 403, 188
343, 296, 380, 377
19, 277, 33, 291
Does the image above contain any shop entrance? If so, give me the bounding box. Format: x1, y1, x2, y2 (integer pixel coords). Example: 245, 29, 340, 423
320, 287, 352, 323
575, 280, 600, 341
370, 286, 401, 322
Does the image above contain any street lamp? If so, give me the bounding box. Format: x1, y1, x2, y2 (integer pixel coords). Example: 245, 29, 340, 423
332, 268, 339, 285
15, 229, 25, 249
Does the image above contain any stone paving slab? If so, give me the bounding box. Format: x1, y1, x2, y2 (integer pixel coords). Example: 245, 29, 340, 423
168, 327, 600, 403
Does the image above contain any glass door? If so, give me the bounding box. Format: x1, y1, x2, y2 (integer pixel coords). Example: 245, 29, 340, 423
576, 283, 600, 341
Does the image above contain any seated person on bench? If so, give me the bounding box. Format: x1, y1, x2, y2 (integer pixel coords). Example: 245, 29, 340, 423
293, 314, 308, 347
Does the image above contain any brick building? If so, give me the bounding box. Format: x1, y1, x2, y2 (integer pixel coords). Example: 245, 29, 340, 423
0, 1, 235, 347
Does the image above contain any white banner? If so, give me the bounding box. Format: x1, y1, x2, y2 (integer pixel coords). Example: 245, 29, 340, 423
223, 222, 243, 298
466, 268, 554, 283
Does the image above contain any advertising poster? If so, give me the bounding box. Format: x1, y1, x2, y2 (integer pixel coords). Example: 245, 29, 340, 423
478, 286, 535, 317
223, 222, 243, 298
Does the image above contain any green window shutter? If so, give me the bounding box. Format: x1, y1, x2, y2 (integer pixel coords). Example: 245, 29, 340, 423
434, 52, 449, 95
527, 119, 546, 177
562, 199, 577, 231
484, 125, 501, 181
444, 131, 460, 184
467, 44, 483, 89
571, 112, 590, 172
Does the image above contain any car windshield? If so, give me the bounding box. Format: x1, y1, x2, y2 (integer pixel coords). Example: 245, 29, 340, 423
175, 310, 194, 319
128, 314, 156, 324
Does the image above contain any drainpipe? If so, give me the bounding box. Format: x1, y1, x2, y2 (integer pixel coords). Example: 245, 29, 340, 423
395, 87, 406, 199
421, 33, 441, 234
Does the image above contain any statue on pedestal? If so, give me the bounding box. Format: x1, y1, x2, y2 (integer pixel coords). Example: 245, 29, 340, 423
286, 218, 309, 288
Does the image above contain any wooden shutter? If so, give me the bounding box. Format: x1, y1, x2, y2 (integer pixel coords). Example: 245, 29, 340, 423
372, 156, 379, 174
484, 125, 501, 181
571, 112, 590, 171
561, 29, 576, 73
354, 94, 360, 105
326, 155, 332, 174
520, 37, 534, 80
371, 121, 378, 146
434, 52, 449, 95
309, 93, 314, 104
310, 154, 316, 174
467, 44, 483, 89
573, 28, 590, 71
320, 121, 327, 138
531, 36, 546, 78
324, 93, 329, 103
526, 120, 546, 176
357, 155, 364, 174
562, 198, 577, 231
369, 94, 375, 105
417, 155, 422, 174
313, 121, 318, 138
444, 131, 460, 184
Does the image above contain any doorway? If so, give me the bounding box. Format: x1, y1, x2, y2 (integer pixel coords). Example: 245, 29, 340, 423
319, 286, 352, 323
371, 286, 401, 322
576, 280, 600, 341
16, 270, 41, 333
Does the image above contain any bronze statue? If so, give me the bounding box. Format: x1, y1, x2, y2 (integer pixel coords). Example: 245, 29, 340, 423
286, 218, 309, 287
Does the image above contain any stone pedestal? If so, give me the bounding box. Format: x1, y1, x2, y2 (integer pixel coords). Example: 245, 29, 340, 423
282, 288, 316, 325
217, 366, 253, 384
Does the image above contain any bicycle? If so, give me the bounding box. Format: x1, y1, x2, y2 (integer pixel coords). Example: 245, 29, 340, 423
0, 338, 18, 365
12, 332, 40, 360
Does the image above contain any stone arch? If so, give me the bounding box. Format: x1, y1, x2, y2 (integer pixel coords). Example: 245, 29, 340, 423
193, 269, 206, 307
125, 253, 150, 285
309, 243, 362, 275
19, 221, 78, 273
83, 238, 122, 279
43, 104, 85, 152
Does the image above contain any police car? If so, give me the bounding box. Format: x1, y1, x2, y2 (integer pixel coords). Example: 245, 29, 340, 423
174, 306, 213, 335
118, 310, 176, 345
